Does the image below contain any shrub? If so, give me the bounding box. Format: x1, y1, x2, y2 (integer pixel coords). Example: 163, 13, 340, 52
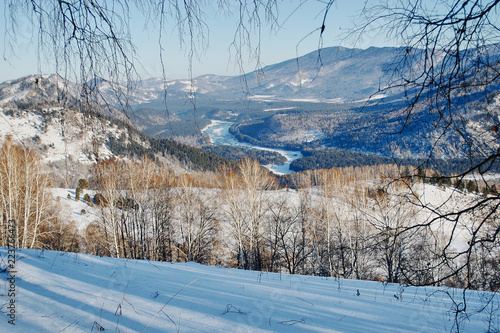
93, 193, 108, 206
78, 179, 89, 190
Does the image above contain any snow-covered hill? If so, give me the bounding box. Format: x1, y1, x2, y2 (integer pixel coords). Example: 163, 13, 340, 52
0, 75, 146, 166
0, 107, 147, 164
0, 248, 497, 332
0, 74, 79, 108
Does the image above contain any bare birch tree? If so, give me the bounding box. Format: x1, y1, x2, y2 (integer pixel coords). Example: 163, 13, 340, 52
268, 192, 307, 274
239, 158, 276, 270
150, 170, 176, 262
175, 175, 218, 264
0, 137, 50, 249
220, 158, 276, 270
93, 158, 124, 258
219, 164, 248, 269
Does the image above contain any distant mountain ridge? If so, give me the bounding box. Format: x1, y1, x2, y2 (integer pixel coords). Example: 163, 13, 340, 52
2, 45, 497, 110
1, 45, 500, 170
0, 46, 414, 127
116, 46, 406, 105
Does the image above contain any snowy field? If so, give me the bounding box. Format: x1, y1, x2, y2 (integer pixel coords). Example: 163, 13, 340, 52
1, 248, 498, 332
50, 188, 100, 232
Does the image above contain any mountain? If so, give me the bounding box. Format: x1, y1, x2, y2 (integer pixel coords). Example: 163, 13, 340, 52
234, 46, 402, 101
101, 46, 404, 109
2, 45, 500, 171
83, 46, 410, 144
0, 74, 79, 109
0, 75, 236, 180
0, 46, 413, 111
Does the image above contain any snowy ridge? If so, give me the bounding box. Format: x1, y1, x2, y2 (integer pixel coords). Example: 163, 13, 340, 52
0, 108, 134, 164
1, 248, 497, 332
0, 74, 79, 108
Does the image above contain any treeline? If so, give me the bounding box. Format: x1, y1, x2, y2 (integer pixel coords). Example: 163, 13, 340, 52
202, 145, 287, 165
2, 139, 499, 291
289, 148, 500, 176
290, 148, 399, 171
108, 133, 233, 172
78, 159, 498, 291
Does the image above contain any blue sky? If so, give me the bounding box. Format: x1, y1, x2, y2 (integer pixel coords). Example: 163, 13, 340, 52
0, 1, 391, 82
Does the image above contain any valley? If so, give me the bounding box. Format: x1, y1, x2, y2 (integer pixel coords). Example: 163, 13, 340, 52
1, 45, 500, 178
3, 46, 498, 176
112, 46, 500, 175
2, 1, 500, 331
0, 45, 499, 333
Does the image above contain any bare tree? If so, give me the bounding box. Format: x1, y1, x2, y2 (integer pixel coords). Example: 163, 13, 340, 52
219, 163, 249, 269
175, 174, 218, 264
123, 157, 157, 259
345, 0, 500, 290
363, 182, 421, 283
267, 192, 307, 274
220, 158, 276, 270
0, 137, 51, 249
150, 171, 176, 262
93, 158, 125, 257
238, 158, 276, 270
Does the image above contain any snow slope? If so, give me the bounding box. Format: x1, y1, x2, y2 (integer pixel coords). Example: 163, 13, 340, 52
50, 188, 100, 232
0, 108, 123, 164
1, 248, 498, 332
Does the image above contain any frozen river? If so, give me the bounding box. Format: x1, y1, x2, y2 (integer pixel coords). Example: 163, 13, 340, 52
201, 120, 302, 174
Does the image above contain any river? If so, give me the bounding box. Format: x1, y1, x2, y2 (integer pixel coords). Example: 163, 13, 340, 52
201, 120, 303, 174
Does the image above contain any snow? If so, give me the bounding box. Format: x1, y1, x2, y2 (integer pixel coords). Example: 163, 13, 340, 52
248, 95, 277, 102
356, 94, 387, 103
51, 188, 100, 232
0, 248, 497, 332
280, 98, 344, 104
464, 172, 500, 181
288, 98, 323, 103
262, 107, 297, 112
0, 91, 29, 105
176, 80, 197, 93
0, 109, 124, 164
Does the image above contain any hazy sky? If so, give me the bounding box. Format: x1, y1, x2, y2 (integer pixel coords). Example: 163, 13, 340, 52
0, 1, 391, 82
